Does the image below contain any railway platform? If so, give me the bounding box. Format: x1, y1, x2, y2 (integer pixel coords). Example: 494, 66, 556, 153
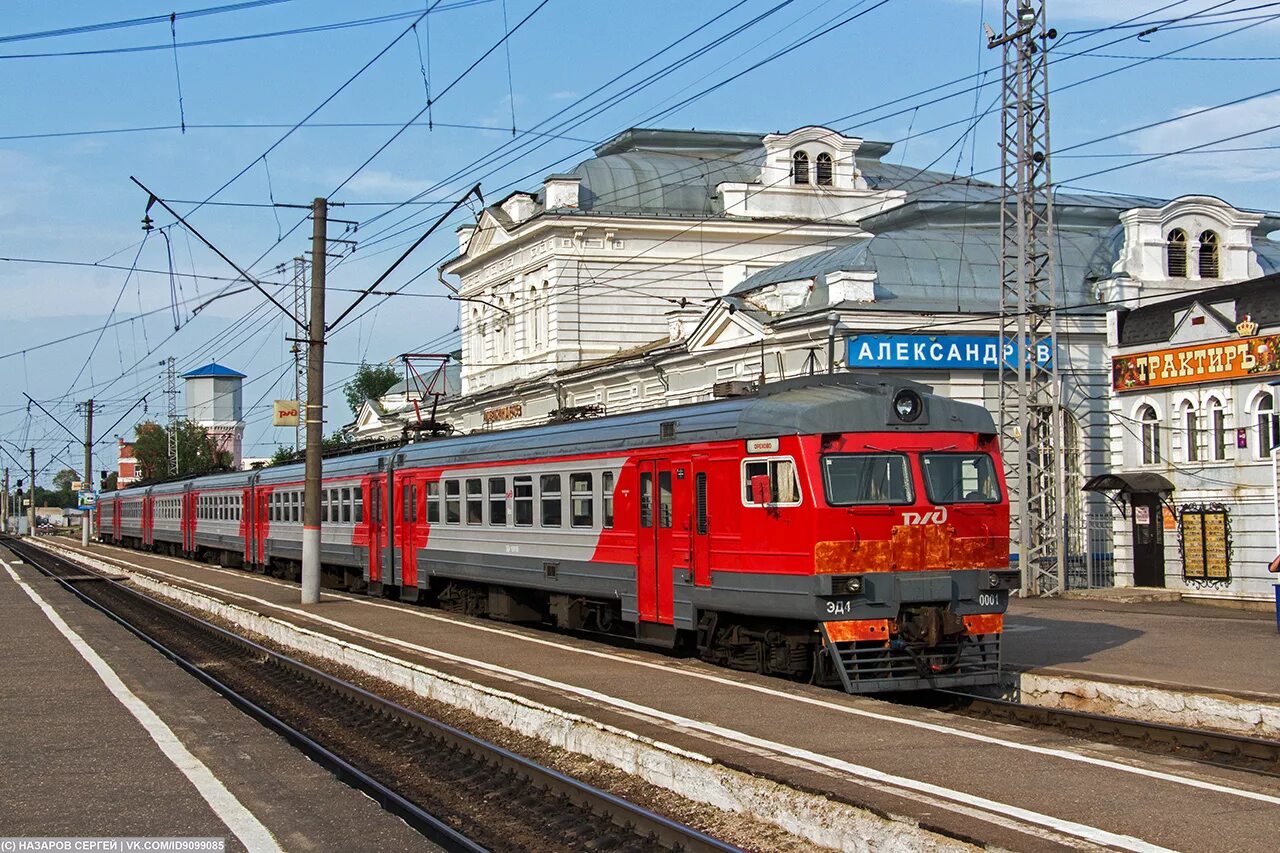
0, 542, 434, 852
1004, 594, 1279, 734
35, 537, 1280, 852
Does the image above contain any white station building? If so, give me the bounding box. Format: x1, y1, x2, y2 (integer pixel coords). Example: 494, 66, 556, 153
351, 125, 1280, 600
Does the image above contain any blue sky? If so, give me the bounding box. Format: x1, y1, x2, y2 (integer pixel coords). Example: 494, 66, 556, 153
1, 0, 1277, 482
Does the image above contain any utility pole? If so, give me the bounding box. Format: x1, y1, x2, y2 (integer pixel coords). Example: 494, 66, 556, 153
989, 1, 1064, 596
2, 467, 9, 534
28, 448, 36, 537
81, 398, 94, 546
301, 198, 327, 605
292, 256, 309, 453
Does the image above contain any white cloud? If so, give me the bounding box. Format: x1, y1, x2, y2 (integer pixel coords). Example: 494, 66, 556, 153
1126, 93, 1280, 183
341, 168, 437, 199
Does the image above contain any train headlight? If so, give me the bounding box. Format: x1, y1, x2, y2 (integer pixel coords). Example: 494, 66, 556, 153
892, 389, 922, 422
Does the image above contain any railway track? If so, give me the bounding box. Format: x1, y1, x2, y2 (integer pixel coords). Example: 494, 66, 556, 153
3, 536, 740, 853
940, 689, 1280, 778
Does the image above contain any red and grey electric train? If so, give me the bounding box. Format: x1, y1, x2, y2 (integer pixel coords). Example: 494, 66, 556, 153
97, 374, 1016, 693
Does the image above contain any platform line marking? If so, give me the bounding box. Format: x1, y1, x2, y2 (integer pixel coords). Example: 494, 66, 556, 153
65, 542, 1280, 809
1, 560, 283, 853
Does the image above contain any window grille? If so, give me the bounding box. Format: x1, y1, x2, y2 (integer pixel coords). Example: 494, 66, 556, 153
792, 150, 809, 185
1167, 229, 1188, 278
815, 152, 833, 186
1199, 230, 1220, 279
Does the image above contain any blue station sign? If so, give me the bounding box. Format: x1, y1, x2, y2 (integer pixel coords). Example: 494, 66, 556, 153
846, 334, 1053, 370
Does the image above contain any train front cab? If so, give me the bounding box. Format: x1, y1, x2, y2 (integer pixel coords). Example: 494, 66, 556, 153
810, 428, 1018, 693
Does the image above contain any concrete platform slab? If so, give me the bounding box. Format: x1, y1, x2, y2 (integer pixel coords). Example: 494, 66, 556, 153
42, 539, 1280, 852
0, 543, 435, 852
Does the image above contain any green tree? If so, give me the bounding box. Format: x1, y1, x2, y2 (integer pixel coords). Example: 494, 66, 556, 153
101, 472, 119, 492
132, 420, 233, 481
53, 468, 77, 493
343, 361, 400, 415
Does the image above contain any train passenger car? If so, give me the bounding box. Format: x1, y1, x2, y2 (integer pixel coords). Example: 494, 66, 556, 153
99, 374, 1016, 693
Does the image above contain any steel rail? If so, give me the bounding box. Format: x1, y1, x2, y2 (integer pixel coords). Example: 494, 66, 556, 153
3, 536, 741, 853
939, 689, 1280, 778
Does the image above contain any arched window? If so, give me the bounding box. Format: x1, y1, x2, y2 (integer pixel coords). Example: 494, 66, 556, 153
539, 282, 551, 347
792, 151, 810, 185
469, 308, 482, 364
1167, 228, 1188, 278
815, 152, 833, 186
1255, 391, 1278, 459
525, 285, 539, 351
1207, 396, 1227, 461
1138, 404, 1161, 465
1180, 400, 1200, 462
1199, 230, 1220, 279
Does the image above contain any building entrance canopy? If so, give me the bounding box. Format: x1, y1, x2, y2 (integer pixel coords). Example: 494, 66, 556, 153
1083, 472, 1176, 519
1082, 472, 1176, 496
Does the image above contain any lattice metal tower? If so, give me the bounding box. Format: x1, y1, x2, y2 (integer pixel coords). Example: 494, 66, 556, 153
990, 1, 1065, 596
291, 256, 309, 452
164, 356, 179, 476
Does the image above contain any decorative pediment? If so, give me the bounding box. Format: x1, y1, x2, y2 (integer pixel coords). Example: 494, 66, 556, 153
460, 209, 520, 259
1169, 300, 1234, 345
687, 301, 767, 352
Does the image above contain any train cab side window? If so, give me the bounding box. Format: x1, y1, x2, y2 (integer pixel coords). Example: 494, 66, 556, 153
466, 478, 483, 525
822, 453, 911, 505
540, 474, 562, 527
445, 480, 461, 524
921, 453, 1000, 504
426, 482, 440, 523
601, 471, 615, 529
570, 473, 593, 527
658, 472, 673, 528
488, 477, 507, 526
341, 487, 352, 523
742, 458, 801, 506
639, 472, 654, 528
513, 475, 534, 526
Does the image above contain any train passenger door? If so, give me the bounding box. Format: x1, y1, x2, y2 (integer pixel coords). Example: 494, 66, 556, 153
691, 456, 711, 587
636, 460, 675, 625
367, 478, 383, 585
396, 475, 420, 592
181, 487, 194, 554
252, 488, 267, 566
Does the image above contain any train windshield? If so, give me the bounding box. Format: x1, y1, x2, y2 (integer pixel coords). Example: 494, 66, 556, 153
920, 453, 1001, 504
821, 453, 912, 505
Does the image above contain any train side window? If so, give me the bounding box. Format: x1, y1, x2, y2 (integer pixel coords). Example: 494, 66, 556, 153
601, 471, 615, 529
354, 488, 364, 523
540, 474, 562, 527
488, 477, 507, 526
513, 475, 533, 526
322, 491, 330, 523
466, 478, 483, 525
294, 492, 302, 523
426, 481, 440, 523
639, 472, 653, 528
742, 458, 802, 506
658, 471, 673, 528
570, 473, 593, 527
695, 473, 708, 534
341, 487, 352, 523
445, 480, 461, 524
